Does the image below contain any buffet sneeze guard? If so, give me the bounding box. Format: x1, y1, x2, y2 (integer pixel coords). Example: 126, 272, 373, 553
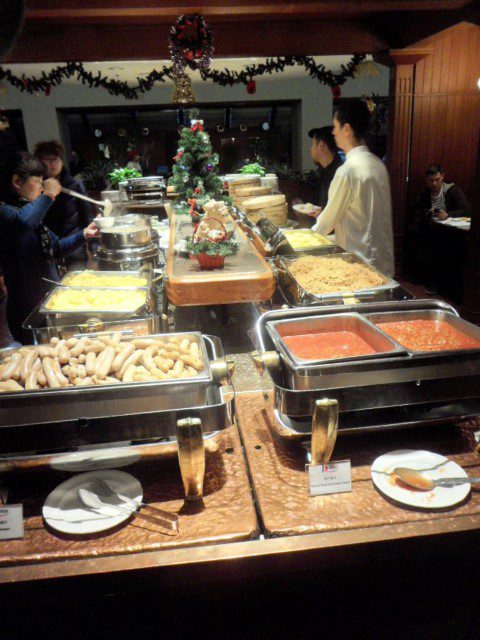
254, 300, 480, 438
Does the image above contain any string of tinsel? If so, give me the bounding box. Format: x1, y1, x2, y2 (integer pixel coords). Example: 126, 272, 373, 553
0, 55, 365, 100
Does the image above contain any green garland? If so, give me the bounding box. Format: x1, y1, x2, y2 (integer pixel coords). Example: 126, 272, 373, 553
0, 55, 365, 100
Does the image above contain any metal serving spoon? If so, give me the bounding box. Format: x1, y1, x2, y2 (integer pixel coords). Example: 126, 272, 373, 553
392, 467, 480, 490
78, 483, 178, 533
60, 187, 113, 216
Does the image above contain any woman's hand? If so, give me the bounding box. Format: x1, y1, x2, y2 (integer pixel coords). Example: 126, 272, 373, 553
43, 178, 62, 200
83, 221, 100, 239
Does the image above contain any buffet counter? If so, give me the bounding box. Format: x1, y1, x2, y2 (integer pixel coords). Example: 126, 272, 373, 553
2, 213, 480, 626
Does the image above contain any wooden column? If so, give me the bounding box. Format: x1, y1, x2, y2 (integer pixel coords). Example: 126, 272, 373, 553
383, 49, 433, 269
462, 126, 480, 323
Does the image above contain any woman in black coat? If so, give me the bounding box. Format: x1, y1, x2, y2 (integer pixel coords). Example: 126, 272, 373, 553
0, 152, 98, 343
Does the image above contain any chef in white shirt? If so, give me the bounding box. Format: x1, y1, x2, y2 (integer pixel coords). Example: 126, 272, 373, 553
311, 100, 394, 276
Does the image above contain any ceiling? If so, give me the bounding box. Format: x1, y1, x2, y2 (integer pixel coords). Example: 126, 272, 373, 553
4, 0, 480, 63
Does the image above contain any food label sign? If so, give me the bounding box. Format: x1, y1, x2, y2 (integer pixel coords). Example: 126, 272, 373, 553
0, 504, 24, 540
307, 460, 352, 496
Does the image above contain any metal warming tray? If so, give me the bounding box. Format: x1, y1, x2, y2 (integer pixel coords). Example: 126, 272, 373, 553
0, 334, 234, 471
254, 299, 480, 436
277, 228, 336, 255
273, 252, 401, 305
266, 313, 405, 373
39, 285, 151, 316
60, 270, 152, 289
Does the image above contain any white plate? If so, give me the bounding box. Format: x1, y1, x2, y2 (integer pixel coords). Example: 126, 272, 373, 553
43, 470, 142, 535
371, 449, 470, 509
292, 203, 321, 216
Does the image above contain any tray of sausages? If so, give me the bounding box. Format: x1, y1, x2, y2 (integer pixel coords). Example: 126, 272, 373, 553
0, 332, 214, 427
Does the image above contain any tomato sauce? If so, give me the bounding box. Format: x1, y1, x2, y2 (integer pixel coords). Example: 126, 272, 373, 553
282, 331, 376, 361
376, 319, 480, 352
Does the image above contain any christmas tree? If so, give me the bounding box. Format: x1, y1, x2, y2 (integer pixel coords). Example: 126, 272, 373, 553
171, 109, 224, 215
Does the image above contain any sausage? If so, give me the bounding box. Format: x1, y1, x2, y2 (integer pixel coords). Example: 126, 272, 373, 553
112, 342, 135, 372
131, 338, 163, 349
76, 364, 87, 379
153, 356, 174, 373
179, 354, 204, 371
118, 349, 144, 378
38, 345, 55, 358
32, 357, 42, 372
84, 340, 106, 354
141, 346, 157, 371
180, 338, 191, 353
95, 346, 115, 380
20, 349, 37, 382
25, 371, 39, 390
42, 358, 61, 388
85, 351, 97, 376
58, 344, 70, 364
66, 337, 78, 349
189, 342, 200, 358
51, 358, 69, 387
122, 364, 137, 383
70, 339, 87, 357
50, 337, 60, 346
0, 379, 24, 392
73, 376, 93, 386
77, 353, 86, 364
1, 352, 22, 381
37, 368, 47, 387
11, 354, 24, 381
172, 358, 185, 377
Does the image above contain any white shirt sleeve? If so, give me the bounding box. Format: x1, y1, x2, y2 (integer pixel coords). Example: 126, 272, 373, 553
312, 172, 352, 235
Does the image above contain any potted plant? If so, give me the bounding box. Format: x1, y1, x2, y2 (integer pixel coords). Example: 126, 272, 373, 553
185, 218, 238, 270
107, 167, 143, 189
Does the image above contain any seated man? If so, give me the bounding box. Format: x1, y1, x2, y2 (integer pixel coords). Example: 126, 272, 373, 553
417, 163, 470, 224
414, 164, 471, 294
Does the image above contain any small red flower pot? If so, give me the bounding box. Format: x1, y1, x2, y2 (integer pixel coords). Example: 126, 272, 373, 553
196, 253, 225, 270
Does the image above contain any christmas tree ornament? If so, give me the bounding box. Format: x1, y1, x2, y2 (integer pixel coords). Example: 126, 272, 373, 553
216, 124, 225, 133
171, 70, 196, 104
118, 128, 127, 137
141, 127, 150, 136
240, 123, 248, 132
246, 80, 256, 94
44, 83, 51, 96
331, 85, 341, 98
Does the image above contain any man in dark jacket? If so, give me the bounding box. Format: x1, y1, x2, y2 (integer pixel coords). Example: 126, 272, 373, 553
416, 163, 470, 227
34, 140, 94, 264
414, 164, 471, 294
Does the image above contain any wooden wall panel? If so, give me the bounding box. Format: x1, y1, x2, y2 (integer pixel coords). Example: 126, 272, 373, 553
408, 22, 480, 204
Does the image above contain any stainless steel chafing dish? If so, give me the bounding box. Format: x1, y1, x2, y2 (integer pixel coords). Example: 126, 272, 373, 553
253, 299, 480, 438
273, 252, 405, 305
126, 176, 167, 201
60, 270, 152, 289
0, 333, 234, 471
266, 312, 406, 389
39, 285, 151, 316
